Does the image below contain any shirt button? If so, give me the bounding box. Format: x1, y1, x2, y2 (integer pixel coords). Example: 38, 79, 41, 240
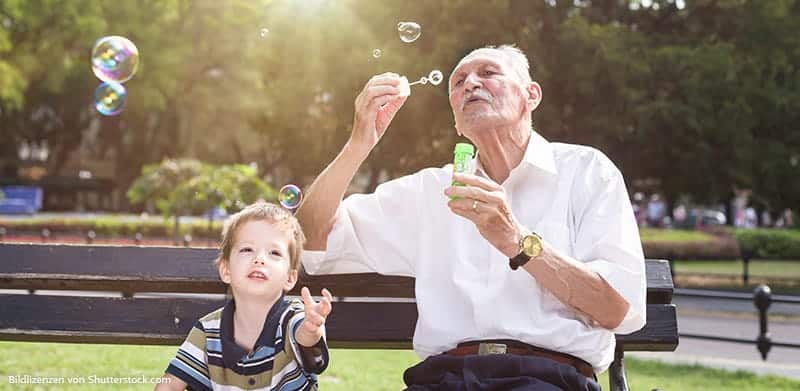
248, 378, 255, 386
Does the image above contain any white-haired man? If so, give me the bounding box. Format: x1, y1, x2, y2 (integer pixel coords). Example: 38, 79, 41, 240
297, 45, 646, 390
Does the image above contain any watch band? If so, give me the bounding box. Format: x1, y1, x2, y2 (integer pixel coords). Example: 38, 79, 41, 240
509, 252, 531, 270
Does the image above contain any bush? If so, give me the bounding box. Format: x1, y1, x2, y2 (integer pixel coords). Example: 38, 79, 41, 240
735, 229, 800, 259
643, 238, 740, 260
0, 216, 224, 239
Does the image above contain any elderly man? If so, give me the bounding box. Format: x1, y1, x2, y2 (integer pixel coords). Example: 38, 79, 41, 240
297, 45, 645, 390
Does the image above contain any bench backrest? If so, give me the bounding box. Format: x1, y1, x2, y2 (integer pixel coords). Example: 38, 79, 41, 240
0, 243, 677, 352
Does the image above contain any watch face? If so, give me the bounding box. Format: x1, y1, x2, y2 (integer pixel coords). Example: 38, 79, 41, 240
522, 235, 542, 257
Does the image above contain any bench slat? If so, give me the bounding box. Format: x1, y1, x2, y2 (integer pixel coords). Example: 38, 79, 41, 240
0, 294, 676, 351
0, 244, 673, 302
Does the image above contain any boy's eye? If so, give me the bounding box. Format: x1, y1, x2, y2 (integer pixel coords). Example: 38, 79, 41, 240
239, 247, 252, 253
270, 250, 283, 257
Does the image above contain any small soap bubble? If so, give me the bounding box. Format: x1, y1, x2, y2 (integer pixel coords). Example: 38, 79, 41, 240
428, 70, 444, 85
419, 77, 428, 85
279, 184, 303, 209
260, 28, 269, 38
372, 49, 382, 58
94, 81, 127, 116
91, 36, 139, 83
397, 21, 421, 43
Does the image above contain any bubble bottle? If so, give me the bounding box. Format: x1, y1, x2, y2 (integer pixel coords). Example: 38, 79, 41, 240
450, 143, 475, 200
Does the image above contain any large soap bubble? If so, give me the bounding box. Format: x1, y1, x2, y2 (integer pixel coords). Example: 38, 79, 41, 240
91, 36, 140, 83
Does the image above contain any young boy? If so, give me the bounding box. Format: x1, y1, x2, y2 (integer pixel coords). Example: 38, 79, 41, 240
157, 202, 333, 391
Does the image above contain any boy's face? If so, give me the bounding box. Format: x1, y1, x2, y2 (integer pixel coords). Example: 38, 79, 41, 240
218, 219, 298, 301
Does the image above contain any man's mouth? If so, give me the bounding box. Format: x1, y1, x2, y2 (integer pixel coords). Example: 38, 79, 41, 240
462, 94, 491, 110
248, 271, 268, 280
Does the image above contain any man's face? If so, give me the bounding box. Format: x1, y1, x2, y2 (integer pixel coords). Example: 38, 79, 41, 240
449, 49, 533, 134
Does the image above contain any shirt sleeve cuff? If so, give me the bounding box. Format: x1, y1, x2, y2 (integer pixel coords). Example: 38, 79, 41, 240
287, 313, 330, 374
584, 250, 647, 334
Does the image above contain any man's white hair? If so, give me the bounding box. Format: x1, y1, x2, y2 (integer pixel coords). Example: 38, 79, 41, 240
448, 44, 533, 95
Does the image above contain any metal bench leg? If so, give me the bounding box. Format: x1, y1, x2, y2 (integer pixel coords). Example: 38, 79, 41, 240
609, 345, 628, 391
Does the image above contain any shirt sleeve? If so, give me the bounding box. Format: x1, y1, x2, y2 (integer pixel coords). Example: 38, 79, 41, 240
301, 170, 433, 277
165, 321, 212, 391
285, 301, 330, 375
571, 154, 647, 335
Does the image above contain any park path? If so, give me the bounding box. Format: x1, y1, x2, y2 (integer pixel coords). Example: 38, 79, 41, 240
631, 295, 800, 379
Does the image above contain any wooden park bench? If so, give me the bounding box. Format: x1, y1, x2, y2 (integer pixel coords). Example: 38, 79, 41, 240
0, 243, 677, 391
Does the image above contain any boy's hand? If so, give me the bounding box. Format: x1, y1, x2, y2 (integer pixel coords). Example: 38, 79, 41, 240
296, 287, 333, 347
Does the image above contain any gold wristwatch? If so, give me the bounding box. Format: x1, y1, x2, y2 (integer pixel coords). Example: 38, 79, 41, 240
509, 232, 543, 270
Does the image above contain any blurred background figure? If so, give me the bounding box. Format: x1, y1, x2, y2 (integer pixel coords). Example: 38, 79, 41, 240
647, 193, 666, 228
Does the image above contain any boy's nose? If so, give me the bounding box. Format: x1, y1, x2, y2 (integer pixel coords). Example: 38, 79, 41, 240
252, 250, 267, 264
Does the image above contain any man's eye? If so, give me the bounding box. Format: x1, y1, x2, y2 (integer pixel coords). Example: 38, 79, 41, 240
481, 70, 495, 76
454, 79, 464, 86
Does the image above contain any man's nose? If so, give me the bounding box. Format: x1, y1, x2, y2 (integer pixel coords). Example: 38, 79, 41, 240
463, 73, 481, 91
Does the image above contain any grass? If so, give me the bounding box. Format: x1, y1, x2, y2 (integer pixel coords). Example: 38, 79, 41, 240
674, 259, 800, 278
639, 227, 716, 243
1, 343, 799, 390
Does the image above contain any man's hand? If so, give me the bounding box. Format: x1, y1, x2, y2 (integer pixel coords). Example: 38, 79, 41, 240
444, 173, 521, 258
296, 287, 333, 347
350, 73, 408, 155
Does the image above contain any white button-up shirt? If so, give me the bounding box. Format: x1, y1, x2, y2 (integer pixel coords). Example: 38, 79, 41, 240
301, 131, 646, 373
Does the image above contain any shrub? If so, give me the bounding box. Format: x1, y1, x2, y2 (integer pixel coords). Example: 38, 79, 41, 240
735, 229, 800, 259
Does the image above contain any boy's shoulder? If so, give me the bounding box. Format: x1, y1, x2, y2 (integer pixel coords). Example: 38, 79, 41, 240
195, 305, 225, 332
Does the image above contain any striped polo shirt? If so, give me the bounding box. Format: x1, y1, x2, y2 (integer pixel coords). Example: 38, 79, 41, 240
165, 296, 329, 390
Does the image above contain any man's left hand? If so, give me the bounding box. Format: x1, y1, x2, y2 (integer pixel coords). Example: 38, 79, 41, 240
445, 173, 521, 258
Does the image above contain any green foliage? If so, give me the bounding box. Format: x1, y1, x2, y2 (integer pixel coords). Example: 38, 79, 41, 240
735, 229, 800, 259
127, 159, 276, 220
171, 163, 278, 215
0, 215, 223, 238
1, 0, 799, 211
674, 259, 800, 278
639, 228, 716, 243
126, 158, 204, 217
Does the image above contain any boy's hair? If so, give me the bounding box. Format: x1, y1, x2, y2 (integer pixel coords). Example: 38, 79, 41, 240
216, 202, 306, 272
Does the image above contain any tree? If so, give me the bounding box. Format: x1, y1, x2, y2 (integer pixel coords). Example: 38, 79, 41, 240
127, 159, 276, 242
3, 0, 799, 216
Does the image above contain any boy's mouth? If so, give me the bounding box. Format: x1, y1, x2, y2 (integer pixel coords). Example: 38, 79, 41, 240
248, 271, 268, 281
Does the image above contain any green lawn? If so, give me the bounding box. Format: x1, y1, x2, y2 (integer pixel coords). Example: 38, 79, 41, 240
674, 259, 800, 278
639, 227, 716, 243
1, 342, 799, 390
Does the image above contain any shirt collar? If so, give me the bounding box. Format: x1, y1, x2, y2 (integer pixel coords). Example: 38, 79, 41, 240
473, 129, 558, 178
220, 295, 290, 369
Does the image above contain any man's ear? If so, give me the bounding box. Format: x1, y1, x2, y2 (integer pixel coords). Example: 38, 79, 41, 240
527, 81, 542, 111
218, 258, 232, 284
284, 269, 298, 292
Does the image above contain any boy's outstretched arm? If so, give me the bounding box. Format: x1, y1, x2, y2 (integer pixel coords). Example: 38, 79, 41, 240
295, 287, 333, 347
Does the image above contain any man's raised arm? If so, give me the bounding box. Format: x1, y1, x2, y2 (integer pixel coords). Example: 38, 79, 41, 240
297, 73, 407, 250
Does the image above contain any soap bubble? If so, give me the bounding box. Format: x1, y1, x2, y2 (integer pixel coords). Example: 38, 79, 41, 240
91, 36, 140, 83
419, 77, 428, 85
260, 28, 269, 37
279, 184, 303, 209
372, 49, 382, 58
428, 70, 444, 85
94, 81, 127, 116
397, 22, 421, 43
